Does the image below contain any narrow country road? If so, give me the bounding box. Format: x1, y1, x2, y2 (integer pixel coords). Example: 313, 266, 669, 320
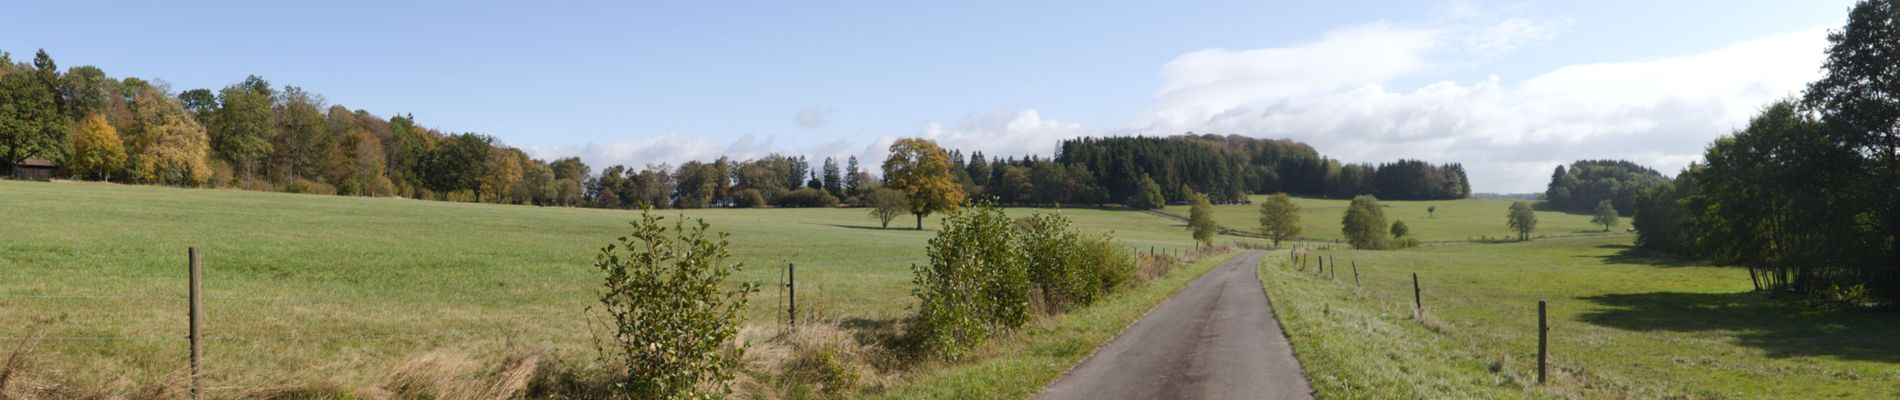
1036, 251, 1313, 400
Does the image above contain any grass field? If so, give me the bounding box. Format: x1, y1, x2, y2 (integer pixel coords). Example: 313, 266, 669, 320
1166, 195, 1609, 243
1262, 236, 1900, 399
12, 178, 1899, 398
0, 179, 1215, 394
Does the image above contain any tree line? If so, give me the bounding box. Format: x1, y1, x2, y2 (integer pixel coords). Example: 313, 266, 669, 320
3, 49, 1471, 215
1631, 0, 1900, 304
1056, 135, 1471, 208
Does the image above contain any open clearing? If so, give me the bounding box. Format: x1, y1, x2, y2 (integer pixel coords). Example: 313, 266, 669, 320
0, 180, 1214, 392
1263, 235, 1900, 399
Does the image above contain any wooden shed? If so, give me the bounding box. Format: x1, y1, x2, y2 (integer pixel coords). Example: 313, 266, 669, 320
11, 159, 58, 181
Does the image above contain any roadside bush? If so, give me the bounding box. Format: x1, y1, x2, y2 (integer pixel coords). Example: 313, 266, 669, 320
1017, 212, 1093, 312
1075, 233, 1136, 295
590, 210, 758, 399
910, 205, 1028, 359
775, 187, 840, 208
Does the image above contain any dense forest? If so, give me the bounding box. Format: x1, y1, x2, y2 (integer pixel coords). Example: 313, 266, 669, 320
1630, 0, 1900, 304
1543, 160, 1669, 215
2, 49, 1469, 212
1056, 135, 1470, 205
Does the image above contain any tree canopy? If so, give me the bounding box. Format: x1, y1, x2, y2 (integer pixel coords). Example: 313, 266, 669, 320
1341, 195, 1389, 250
883, 138, 965, 230
1257, 193, 1302, 248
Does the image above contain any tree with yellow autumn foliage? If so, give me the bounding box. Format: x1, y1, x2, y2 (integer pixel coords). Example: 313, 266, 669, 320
882, 138, 965, 230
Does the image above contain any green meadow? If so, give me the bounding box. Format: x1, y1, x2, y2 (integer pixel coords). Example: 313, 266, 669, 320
0, 179, 1212, 393
8, 179, 1899, 398
1262, 236, 1900, 399
1166, 195, 1609, 243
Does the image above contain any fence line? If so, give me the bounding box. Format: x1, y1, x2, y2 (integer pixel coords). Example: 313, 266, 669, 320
4, 331, 496, 342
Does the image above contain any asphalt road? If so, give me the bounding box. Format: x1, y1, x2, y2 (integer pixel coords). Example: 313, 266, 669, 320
1036, 251, 1313, 400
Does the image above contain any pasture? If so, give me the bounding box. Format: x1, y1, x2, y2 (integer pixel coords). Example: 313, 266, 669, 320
1262, 236, 1900, 399
0, 179, 1211, 393
1165, 195, 1609, 243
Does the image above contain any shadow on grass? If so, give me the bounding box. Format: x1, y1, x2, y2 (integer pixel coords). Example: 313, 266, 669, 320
1585, 244, 1710, 268
1577, 291, 1900, 362
825, 223, 919, 231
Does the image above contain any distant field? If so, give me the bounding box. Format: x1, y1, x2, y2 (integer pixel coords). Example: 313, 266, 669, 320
1262, 236, 1900, 399
1165, 195, 1611, 243
0, 180, 1214, 393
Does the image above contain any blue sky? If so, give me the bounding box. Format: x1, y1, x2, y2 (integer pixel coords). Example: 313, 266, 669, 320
4, 0, 1855, 192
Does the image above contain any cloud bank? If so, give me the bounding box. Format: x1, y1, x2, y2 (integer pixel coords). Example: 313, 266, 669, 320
1136, 24, 1828, 192
532, 17, 1829, 193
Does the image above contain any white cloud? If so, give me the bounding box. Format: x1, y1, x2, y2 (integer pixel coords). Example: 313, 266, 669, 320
1139, 26, 1830, 192
1147, 23, 1443, 128
916, 109, 1088, 158
1463, 17, 1559, 54
795, 107, 833, 129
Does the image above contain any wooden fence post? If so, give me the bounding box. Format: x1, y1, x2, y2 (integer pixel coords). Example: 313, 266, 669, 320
1538, 300, 1548, 385
188, 246, 202, 400
788, 263, 797, 325
1352, 261, 1359, 287
1412, 272, 1422, 318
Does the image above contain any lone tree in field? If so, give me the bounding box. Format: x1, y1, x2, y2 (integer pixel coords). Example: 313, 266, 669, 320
1508, 201, 1539, 241
1341, 195, 1389, 249
1258, 193, 1302, 248
1427, 206, 1437, 218
883, 138, 965, 230
1390, 220, 1410, 238
1591, 199, 1620, 232
590, 210, 758, 399
1187, 189, 1217, 247
865, 187, 909, 229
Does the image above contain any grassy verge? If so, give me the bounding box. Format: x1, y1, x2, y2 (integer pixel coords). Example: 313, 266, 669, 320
1260, 236, 1900, 399
1259, 253, 1534, 399
873, 251, 1244, 399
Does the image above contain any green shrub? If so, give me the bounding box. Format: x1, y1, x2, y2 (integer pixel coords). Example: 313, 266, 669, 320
590, 210, 758, 399
735, 189, 769, 208
910, 205, 1028, 359
787, 347, 861, 397
1017, 212, 1089, 312
1076, 233, 1136, 295
774, 187, 840, 208
286, 178, 337, 195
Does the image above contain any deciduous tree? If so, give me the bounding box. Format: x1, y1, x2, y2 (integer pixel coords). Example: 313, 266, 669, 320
1508, 201, 1538, 241
0, 72, 67, 174
127, 86, 211, 186
865, 188, 908, 229
1187, 189, 1217, 247
1591, 200, 1620, 232
883, 138, 965, 230
68, 113, 125, 181
1258, 193, 1302, 248
1341, 195, 1389, 249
